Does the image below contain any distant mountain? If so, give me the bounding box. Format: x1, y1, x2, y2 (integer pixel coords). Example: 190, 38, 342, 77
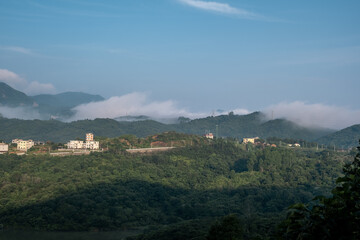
115, 115, 151, 122
33, 92, 104, 109
0, 82, 104, 119
257, 118, 333, 140
0, 82, 35, 107
0, 112, 335, 143
172, 112, 333, 141
316, 124, 360, 148
0, 118, 168, 142
33, 92, 104, 118
0, 82, 339, 143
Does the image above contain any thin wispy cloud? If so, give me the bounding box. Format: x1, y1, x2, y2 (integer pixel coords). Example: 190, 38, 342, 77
0, 46, 34, 55
178, 0, 259, 19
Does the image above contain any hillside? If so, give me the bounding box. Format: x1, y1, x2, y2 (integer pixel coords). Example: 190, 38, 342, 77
0, 137, 351, 239
0, 82, 34, 107
317, 124, 360, 148
0, 112, 335, 143
174, 112, 333, 140
33, 92, 104, 109
33, 92, 104, 118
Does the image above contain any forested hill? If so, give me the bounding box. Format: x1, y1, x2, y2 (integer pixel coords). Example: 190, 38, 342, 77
0, 112, 334, 143
317, 124, 360, 148
0, 137, 351, 239
0, 82, 35, 107
176, 112, 333, 140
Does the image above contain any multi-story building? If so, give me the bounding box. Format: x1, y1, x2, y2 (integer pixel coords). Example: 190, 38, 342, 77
17, 140, 34, 151
67, 133, 100, 150
86, 133, 94, 141
85, 141, 99, 150
67, 140, 85, 149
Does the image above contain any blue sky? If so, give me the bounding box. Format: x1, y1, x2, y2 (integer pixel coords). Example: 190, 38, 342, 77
0, 0, 360, 128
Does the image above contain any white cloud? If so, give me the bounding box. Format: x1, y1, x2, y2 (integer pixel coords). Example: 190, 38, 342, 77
25, 81, 56, 95
0, 69, 27, 87
69, 92, 205, 121
178, 0, 259, 18
0, 46, 34, 55
264, 101, 360, 130
0, 69, 56, 95
0, 106, 42, 120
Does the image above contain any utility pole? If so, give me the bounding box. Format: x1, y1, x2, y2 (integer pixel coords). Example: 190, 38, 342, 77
216, 125, 219, 139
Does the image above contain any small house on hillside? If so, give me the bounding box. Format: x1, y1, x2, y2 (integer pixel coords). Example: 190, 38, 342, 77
0, 143, 8, 153
205, 133, 214, 139
243, 137, 259, 144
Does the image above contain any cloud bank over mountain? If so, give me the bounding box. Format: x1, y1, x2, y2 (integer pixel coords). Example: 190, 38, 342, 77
69, 94, 360, 129
0, 69, 56, 95
68, 92, 206, 122
264, 101, 360, 130
0, 78, 358, 130
0, 106, 42, 120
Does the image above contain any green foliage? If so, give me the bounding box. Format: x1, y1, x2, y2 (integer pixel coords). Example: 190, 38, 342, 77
206, 214, 243, 240
0, 82, 34, 107
278, 141, 360, 240
317, 124, 360, 149
0, 112, 334, 143
0, 137, 351, 239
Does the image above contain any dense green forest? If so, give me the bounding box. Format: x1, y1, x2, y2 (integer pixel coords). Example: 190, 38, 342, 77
0, 134, 353, 239
316, 124, 360, 149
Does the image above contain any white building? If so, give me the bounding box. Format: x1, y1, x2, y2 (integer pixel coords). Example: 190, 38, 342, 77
67, 133, 100, 150
85, 141, 99, 150
17, 140, 34, 151
205, 133, 214, 139
67, 140, 85, 149
0, 143, 8, 153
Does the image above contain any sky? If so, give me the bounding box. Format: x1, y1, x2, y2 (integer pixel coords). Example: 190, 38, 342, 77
0, 0, 360, 128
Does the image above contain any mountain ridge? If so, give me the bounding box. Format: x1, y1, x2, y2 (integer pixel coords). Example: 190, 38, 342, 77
316, 124, 360, 148
1, 81, 359, 146
0, 113, 335, 143
0, 82, 104, 119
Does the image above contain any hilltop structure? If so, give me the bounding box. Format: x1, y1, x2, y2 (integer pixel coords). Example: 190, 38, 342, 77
66, 133, 99, 150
